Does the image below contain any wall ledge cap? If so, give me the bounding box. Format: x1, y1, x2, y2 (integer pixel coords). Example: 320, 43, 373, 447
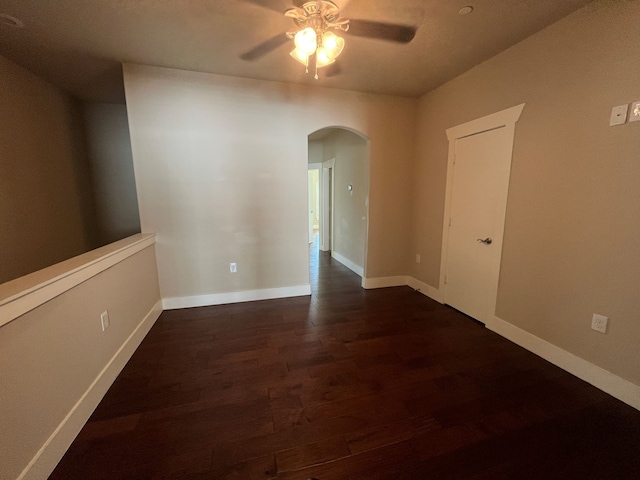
0, 233, 156, 327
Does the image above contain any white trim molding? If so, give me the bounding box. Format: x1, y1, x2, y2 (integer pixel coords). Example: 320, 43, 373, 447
406, 277, 445, 304
18, 300, 163, 480
362, 276, 444, 304
445, 104, 525, 142
163, 285, 311, 310
331, 251, 364, 277
322, 157, 336, 253
0, 234, 156, 327
488, 316, 640, 411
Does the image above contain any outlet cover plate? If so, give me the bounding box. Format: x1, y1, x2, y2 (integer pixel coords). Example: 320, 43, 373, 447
591, 313, 608, 334
629, 100, 640, 123
100, 311, 110, 331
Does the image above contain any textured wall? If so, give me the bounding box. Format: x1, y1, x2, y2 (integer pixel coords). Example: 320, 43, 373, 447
82, 102, 141, 245
323, 130, 369, 272
411, 0, 640, 385
0, 243, 161, 480
0, 55, 97, 283
124, 64, 417, 300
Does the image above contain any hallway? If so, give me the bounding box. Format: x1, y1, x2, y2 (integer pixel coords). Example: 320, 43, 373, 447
308, 229, 359, 295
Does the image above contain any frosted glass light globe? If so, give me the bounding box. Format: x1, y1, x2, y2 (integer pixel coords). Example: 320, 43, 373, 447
294, 27, 318, 55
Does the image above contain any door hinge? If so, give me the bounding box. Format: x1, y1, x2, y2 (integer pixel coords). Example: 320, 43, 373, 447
449, 217, 452, 227
444, 275, 447, 285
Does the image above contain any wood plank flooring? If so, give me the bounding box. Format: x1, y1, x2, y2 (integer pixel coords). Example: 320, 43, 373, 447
50, 238, 640, 479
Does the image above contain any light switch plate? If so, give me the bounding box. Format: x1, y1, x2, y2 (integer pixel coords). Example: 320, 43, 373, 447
609, 104, 628, 126
629, 100, 640, 123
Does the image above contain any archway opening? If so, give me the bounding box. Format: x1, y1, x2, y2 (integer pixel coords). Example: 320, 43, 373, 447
307, 127, 370, 289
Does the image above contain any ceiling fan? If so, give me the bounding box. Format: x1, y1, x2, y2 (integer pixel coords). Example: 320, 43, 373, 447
240, 0, 417, 78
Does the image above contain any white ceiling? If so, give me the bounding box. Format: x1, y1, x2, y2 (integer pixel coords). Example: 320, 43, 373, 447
0, 0, 594, 103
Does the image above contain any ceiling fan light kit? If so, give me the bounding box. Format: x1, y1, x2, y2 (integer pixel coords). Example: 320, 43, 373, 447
285, 1, 349, 79
240, 0, 417, 79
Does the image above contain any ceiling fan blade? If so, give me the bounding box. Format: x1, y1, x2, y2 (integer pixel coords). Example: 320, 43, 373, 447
240, 34, 289, 61
324, 62, 342, 78
239, 0, 301, 13
346, 19, 417, 44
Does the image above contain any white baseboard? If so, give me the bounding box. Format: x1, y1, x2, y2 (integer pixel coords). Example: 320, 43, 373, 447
362, 275, 444, 304
331, 251, 364, 277
406, 277, 445, 304
359, 279, 640, 410
162, 285, 311, 310
19, 299, 163, 480
489, 315, 640, 411
362, 276, 408, 289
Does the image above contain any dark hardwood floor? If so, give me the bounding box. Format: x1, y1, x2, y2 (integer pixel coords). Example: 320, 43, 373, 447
51, 234, 640, 479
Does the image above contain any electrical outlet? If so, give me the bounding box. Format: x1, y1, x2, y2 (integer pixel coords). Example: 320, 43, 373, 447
230, 262, 237, 273
629, 100, 640, 123
416, 254, 421, 263
591, 313, 608, 334
100, 311, 110, 331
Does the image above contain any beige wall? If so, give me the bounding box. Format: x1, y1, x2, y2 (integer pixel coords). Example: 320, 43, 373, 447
308, 140, 323, 165
411, 0, 640, 385
123, 64, 417, 300
323, 129, 370, 272
82, 102, 141, 245
0, 55, 98, 284
0, 243, 161, 480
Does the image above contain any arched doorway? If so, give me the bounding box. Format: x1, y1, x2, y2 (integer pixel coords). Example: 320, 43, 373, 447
307, 127, 370, 287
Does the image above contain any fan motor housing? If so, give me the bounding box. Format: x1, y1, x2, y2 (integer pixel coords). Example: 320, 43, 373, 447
287, 1, 342, 27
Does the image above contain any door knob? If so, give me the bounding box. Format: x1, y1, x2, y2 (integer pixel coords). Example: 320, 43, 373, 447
477, 237, 493, 245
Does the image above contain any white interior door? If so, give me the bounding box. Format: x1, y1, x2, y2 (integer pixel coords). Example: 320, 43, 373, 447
308, 171, 314, 243
444, 126, 513, 322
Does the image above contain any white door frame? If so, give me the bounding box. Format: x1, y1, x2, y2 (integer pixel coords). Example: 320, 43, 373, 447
321, 158, 335, 252
439, 104, 525, 324
308, 163, 322, 244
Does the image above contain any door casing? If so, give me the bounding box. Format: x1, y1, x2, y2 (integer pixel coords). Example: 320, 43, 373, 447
322, 158, 335, 252
439, 104, 525, 325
